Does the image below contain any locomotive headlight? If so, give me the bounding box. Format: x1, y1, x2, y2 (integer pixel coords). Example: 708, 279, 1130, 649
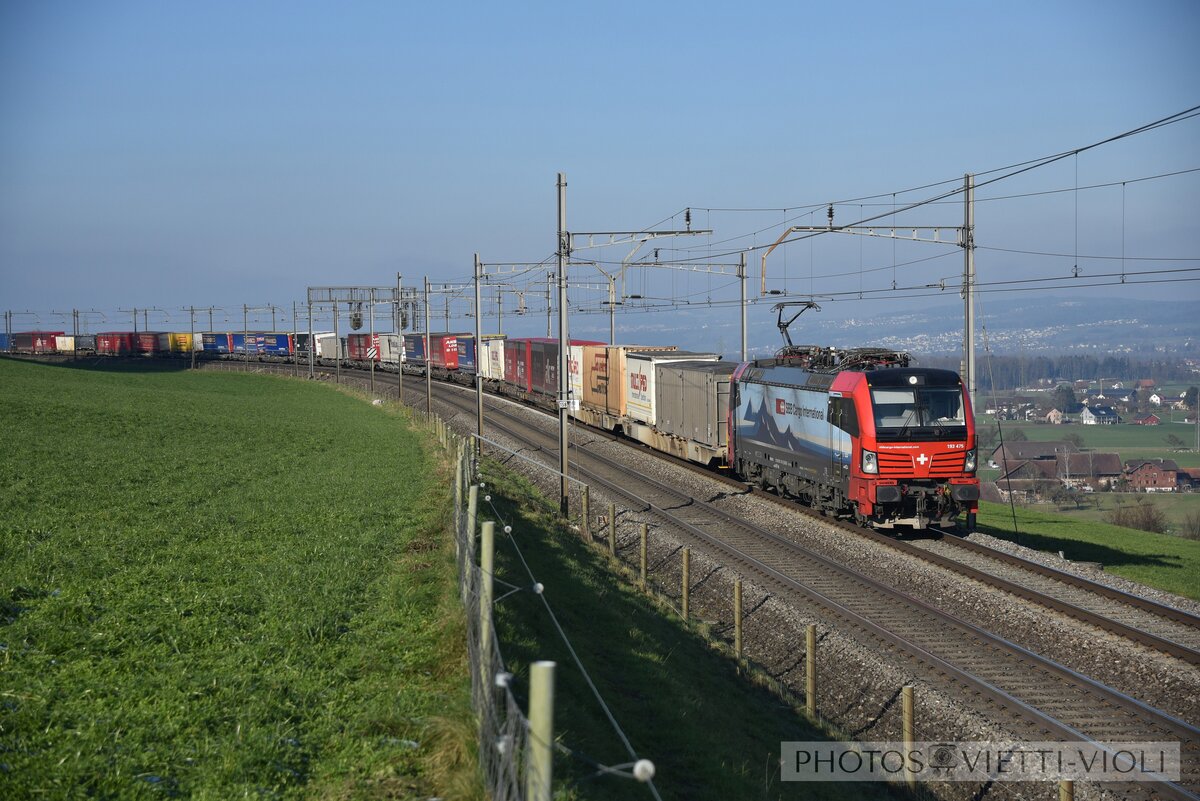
861, 449, 878, 474
964, 448, 977, 473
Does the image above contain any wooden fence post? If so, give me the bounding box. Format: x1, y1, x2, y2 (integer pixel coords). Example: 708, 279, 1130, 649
479, 522, 495, 703
734, 579, 743, 659
805, 624, 817, 718
902, 685, 915, 791
526, 661, 557, 801
681, 548, 691, 621
639, 523, 648, 589
607, 503, 616, 555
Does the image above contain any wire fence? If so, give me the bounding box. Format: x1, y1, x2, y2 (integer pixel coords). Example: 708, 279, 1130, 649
435, 420, 661, 801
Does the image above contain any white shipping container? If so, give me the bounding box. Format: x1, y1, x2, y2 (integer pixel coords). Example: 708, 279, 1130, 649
568, 345, 585, 412
625, 351, 721, 426
482, 338, 506, 380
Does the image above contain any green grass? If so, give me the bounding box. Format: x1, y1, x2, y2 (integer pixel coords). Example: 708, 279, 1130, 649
0, 358, 476, 799
982, 419, 1200, 465
976, 501, 1200, 600
477, 466, 899, 801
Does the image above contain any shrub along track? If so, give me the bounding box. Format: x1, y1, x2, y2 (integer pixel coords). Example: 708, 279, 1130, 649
208, 359, 1200, 799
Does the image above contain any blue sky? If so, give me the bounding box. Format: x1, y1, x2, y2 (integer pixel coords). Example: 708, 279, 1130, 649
1, 0, 1197, 336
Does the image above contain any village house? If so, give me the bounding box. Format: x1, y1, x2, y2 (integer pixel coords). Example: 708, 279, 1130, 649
989, 441, 1078, 468
1148, 392, 1164, 407
1079, 405, 1120, 425
1132, 413, 1162, 426
1057, 452, 1123, 489
1135, 379, 1156, 391
1124, 459, 1183, 492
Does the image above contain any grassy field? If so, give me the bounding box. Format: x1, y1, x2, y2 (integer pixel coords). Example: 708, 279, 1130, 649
0, 359, 475, 799
976, 501, 1200, 600
478, 466, 898, 801
980, 418, 1200, 466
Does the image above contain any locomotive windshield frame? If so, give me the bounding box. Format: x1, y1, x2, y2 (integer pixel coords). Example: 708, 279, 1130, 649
865, 368, 968, 442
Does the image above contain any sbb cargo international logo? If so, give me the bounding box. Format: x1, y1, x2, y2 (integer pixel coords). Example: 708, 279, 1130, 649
781, 742, 1180, 782
775, 398, 824, 420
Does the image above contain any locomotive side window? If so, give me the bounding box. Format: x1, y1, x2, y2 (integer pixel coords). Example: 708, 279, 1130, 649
829, 397, 858, 436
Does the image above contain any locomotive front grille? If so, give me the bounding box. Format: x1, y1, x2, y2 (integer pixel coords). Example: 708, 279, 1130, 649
929, 451, 966, 476
877, 452, 914, 475
877, 450, 966, 477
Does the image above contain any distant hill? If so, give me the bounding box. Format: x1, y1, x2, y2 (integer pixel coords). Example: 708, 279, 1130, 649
572, 295, 1199, 360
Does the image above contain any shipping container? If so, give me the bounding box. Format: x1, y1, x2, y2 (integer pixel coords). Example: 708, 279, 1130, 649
346, 333, 402, 363
404, 333, 427, 365
96, 332, 137, 355
581, 345, 678, 417
76, 334, 96, 352
231, 332, 289, 355
626, 351, 721, 426
201, 332, 233, 353
456, 335, 477, 373
167, 333, 197, 354
379, 333, 403, 363
655, 361, 737, 448
295, 332, 338, 360
0, 333, 9, 351
504, 338, 532, 391
528, 338, 604, 399
136, 332, 170, 355
13, 331, 64, 354
429, 333, 462, 370
477, 335, 507, 380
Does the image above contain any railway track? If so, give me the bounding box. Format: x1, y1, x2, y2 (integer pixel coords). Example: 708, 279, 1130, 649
208, 360, 1200, 797
418, 375, 1200, 799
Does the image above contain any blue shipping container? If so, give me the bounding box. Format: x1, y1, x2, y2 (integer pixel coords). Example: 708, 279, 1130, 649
0, 333, 9, 351
456, 335, 477, 373
202, 332, 232, 353
403, 333, 427, 365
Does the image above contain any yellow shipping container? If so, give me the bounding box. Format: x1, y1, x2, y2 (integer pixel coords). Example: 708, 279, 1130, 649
168, 333, 194, 353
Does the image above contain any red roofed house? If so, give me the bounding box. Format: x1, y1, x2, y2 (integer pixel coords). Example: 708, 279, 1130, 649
1124, 459, 1182, 492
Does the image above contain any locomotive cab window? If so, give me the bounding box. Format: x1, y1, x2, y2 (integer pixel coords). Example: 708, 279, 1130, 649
871, 387, 966, 438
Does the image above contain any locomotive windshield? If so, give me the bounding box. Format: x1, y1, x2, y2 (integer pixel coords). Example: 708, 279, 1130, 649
870, 387, 967, 440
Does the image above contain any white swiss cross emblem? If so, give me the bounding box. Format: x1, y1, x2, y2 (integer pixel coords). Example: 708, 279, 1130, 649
916, 453, 929, 466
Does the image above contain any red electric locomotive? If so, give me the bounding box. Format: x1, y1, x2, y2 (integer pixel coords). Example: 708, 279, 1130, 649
729, 344, 979, 531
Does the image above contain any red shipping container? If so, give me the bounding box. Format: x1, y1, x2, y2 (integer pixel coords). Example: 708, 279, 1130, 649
12, 331, 64, 353
96, 332, 136, 355
136, 332, 170, 354
504, 338, 532, 392
429, 333, 462, 370
347, 333, 380, 361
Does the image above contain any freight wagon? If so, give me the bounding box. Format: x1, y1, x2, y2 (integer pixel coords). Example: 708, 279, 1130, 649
577, 345, 679, 428
626, 351, 722, 427
232, 333, 292, 357
403, 333, 427, 366
12, 331, 64, 354
96, 332, 137, 356
168, 333, 198, 355
136, 332, 171, 355
346, 333, 403, 367
296, 332, 338, 362
201, 332, 233, 354
0, 333, 9, 351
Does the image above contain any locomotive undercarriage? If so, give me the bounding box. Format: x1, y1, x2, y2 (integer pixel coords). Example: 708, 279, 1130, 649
857, 480, 963, 531
739, 457, 969, 532
738, 459, 849, 520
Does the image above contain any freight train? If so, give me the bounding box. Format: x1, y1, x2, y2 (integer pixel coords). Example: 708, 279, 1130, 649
4, 328, 978, 531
